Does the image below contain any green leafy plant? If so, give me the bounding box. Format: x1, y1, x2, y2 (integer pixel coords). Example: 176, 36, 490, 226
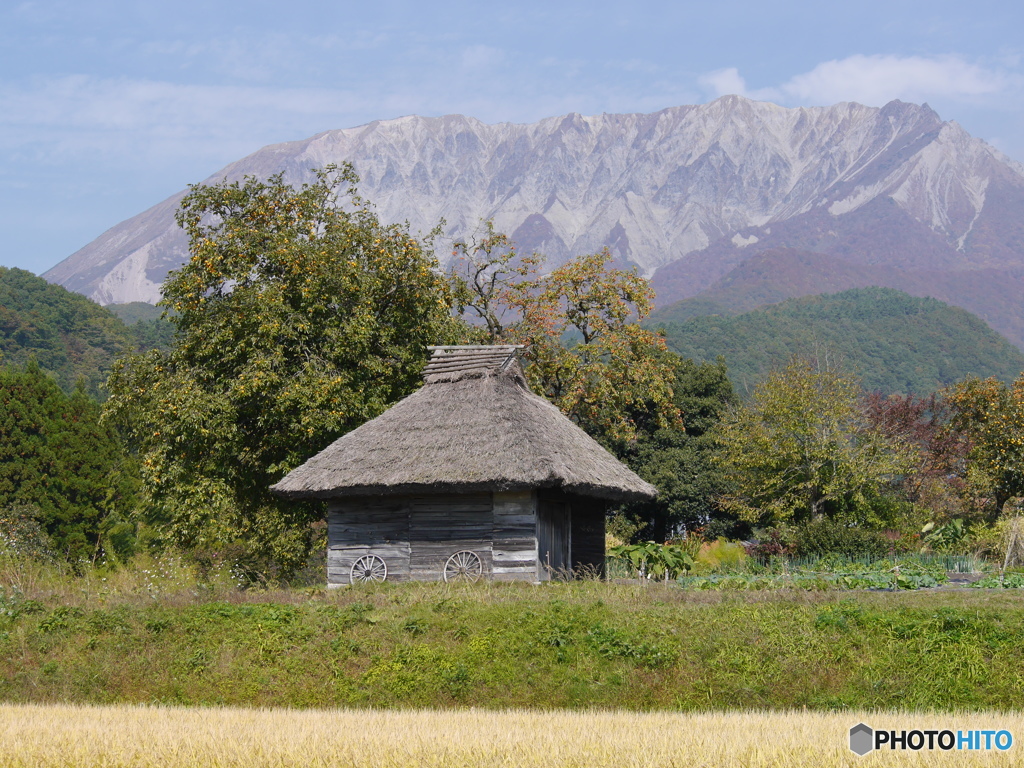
970, 572, 1024, 588
921, 519, 969, 553
606, 542, 693, 581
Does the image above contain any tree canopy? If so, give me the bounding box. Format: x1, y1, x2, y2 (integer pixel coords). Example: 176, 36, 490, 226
945, 373, 1024, 518
0, 360, 137, 561
449, 232, 680, 451
618, 356, 739, 541
105, 165, 459, 574
715, 357, 914, 526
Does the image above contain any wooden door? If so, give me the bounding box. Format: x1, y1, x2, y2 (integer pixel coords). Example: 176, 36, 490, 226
536, 498, 570, 579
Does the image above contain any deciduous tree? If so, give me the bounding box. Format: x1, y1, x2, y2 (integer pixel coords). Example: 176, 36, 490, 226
716, 357, 913, 525
105, 165, 458, 574
619, 356, 739, 541
448, 221, 540, 342
864, 392, 975, 522
449, 229, 681, 451
945, 374, 1024, 517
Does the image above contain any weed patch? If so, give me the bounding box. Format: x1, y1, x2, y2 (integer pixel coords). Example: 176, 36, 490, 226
1, 581, 1023, 711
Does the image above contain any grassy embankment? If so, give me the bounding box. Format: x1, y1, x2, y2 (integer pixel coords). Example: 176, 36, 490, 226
2, 704, 1021, 767
2, 555, 1024, 711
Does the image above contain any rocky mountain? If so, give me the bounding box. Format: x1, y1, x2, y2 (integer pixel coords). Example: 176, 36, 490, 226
43, 96, 1024, 347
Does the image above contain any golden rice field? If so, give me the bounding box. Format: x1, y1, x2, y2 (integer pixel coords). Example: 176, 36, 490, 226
0, 704, 1020, 767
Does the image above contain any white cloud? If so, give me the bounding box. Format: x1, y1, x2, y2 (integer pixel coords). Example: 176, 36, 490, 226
703, 54, 1022, 108
698, 67, 750, 98
775, 54, 1016, 106
0, 75, 368, 165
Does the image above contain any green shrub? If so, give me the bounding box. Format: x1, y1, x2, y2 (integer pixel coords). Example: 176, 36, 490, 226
791, 518, 892, 559
921, 518, 971, 554
0, 505, 56, 561
692, 538, 748, 574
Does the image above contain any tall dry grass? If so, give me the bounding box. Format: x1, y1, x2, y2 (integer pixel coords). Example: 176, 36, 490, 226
0, 704, 1018, 767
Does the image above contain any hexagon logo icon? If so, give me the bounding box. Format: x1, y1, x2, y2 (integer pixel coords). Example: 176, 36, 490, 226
850, 723, 874, 756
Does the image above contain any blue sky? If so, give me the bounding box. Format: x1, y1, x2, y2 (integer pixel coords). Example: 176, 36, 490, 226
2, 0, 1022, 276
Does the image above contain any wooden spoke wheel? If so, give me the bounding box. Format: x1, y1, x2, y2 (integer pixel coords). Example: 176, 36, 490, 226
350, 554, 387, 584
443, 550, 484, 583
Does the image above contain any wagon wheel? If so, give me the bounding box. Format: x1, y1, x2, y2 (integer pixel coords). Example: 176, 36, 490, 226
443, 550, 484, 583
350, 554, 387, 584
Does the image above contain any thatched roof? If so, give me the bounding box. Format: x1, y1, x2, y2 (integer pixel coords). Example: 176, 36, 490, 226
272, 345, 657, 502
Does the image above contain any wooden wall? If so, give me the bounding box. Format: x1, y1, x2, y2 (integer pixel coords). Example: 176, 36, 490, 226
326, 489, 605, 585
327, 491, 538, 585
327, 497, 410, 584
536, 489, 606, 580
408, 495, 492, 581
492, 490, 538, 581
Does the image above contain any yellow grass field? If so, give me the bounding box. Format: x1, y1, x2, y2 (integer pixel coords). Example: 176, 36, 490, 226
0, 704, 1020, 767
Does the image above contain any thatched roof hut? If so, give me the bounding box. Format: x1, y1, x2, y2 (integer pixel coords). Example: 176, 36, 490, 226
273, 345, 655, 584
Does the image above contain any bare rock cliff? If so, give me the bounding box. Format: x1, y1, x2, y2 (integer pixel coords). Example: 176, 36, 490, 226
44, 96, 1024, 317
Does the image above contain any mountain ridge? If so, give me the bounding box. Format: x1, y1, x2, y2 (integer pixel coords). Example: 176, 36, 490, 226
43, 97, 1024, 338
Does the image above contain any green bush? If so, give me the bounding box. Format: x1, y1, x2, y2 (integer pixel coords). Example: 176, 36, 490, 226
606, 542, 693, 580
791, 518, 893, 559
693, 539, 748, 574
0, 506, 56, 561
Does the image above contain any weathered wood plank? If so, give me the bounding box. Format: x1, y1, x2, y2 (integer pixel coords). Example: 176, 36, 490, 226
493, 542, 536, 554
492, 564, 536, 575
493, 548, 536, 559
324, 491, 547, 584
569, 495, 606, 576
493, 550, 535, 561
492, 490, 533, 508
329, 501, 409, 544
327, 542, 411, 584
409, 493, 490, 510
493, 523, 535, 535
409, 541, 491, 568
409, 503, 492, 513
409, 543, 493, 580
491, 560, 535, 571
494, 517, 533, 525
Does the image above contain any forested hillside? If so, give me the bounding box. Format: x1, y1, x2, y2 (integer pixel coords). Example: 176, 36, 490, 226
651, 287, 1024, 396
0, 269, 172, 399
106, 302, 175, 351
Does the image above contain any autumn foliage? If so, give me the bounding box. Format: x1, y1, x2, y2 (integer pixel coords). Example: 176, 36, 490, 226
449, 229, 680, 450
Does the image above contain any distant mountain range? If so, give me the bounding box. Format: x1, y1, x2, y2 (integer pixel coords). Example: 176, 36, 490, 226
651, 287, 1024, 396
43, 96, 1024, 348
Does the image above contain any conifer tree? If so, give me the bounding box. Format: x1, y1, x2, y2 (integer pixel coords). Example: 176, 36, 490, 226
0, 361, 136, 560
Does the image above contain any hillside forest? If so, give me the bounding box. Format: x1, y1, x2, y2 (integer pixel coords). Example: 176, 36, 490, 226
3, 164, 1024, 580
